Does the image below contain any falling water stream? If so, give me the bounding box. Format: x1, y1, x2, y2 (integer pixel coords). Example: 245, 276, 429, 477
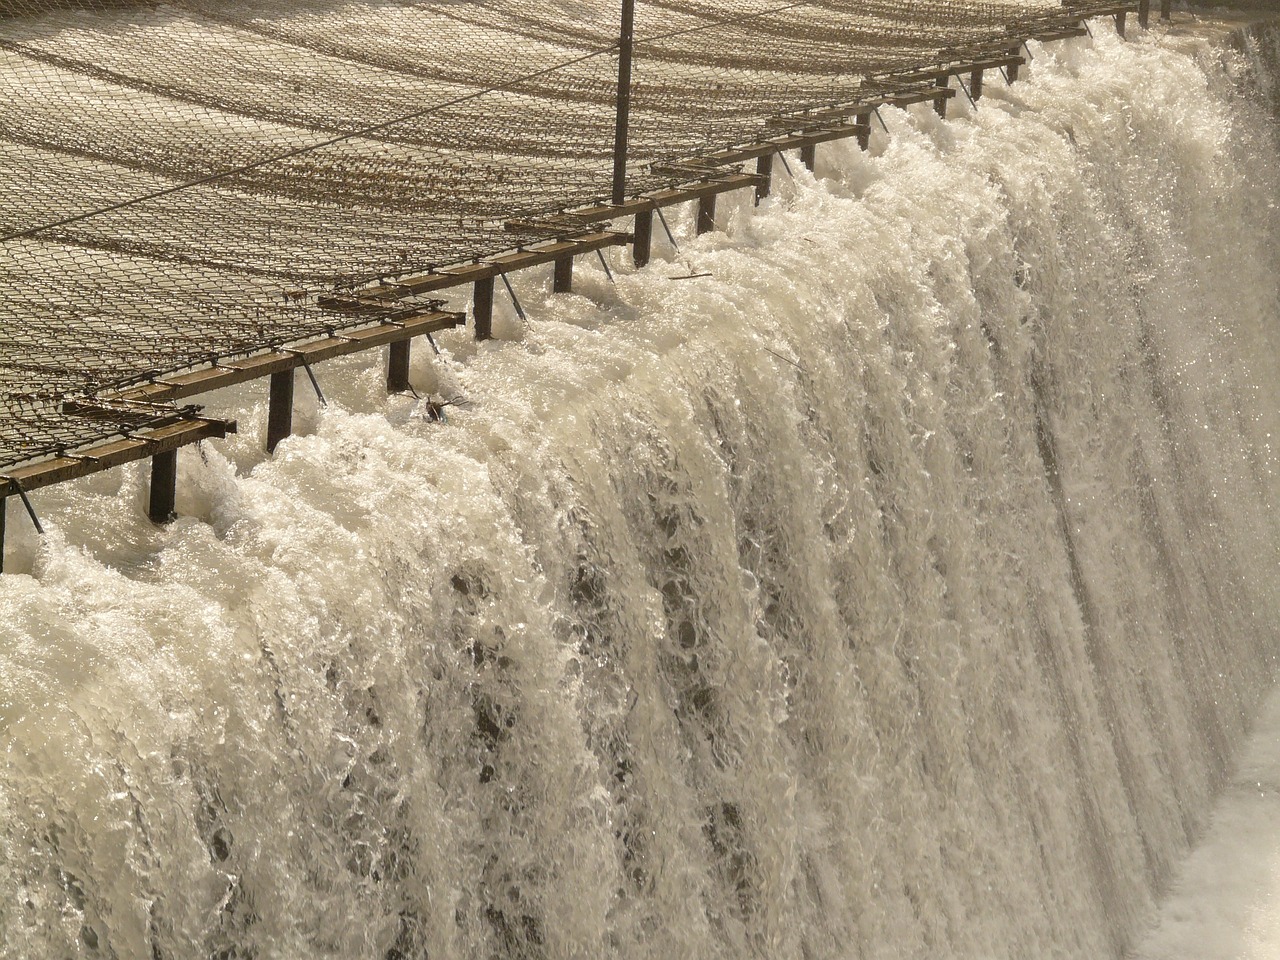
1, 16, 1279, 960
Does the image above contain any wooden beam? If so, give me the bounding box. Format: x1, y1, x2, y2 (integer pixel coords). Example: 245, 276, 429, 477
1007, 45, 1022, 83
696, 194, 716, 235
1160, 0, 1170, 19
0, 418, 234, 496
857, 112, 871, 151
1139, 0, 1150, 28
1115, 10, 1126, 36
387, 340, 411, 393
633, 209, 653, 267
148, 449, 177, 524
553, 254, 573, 293
367, 232, 629, 299
934, 76, 949, 118
267, 370, 294, 454
971, 69, 984, 101
755, 154, 773, 203
474, 275, 495, 341
121, 309, 462, 405
799, 144, 816, 171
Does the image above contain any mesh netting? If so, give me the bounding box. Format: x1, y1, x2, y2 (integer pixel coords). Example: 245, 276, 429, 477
0, 0, 1112, 472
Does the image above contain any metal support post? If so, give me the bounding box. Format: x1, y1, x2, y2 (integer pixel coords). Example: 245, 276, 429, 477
553, 254, 573, 293
934, 76, 948, 118
611, 0, 636, 206
971, 69, 984, 101
148, 449, 178, 524
387, 340, 411, 393
696, 195, 716, 235
799, 144, 816, 171
267, 369, 295, 453
633, 209, 653, 267
473, 275, 495, 341
755, 154, 773, 203
856, 112, 871, 151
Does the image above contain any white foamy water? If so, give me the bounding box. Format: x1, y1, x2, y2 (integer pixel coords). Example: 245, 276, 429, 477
2, 20, 1279, 960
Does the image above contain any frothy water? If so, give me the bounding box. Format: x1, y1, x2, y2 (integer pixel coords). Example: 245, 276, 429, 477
2, 22, 1279, 960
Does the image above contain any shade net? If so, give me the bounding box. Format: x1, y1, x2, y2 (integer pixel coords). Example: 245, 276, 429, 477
0, 0, 1110, 472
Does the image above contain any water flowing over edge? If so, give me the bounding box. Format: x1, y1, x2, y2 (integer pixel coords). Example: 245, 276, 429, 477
1, 19, 1279, 960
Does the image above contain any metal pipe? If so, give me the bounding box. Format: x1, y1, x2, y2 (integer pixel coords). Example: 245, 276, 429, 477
611, 0, 636, 206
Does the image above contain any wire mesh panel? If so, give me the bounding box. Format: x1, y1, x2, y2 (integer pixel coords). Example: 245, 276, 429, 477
0, 0, 1105, 472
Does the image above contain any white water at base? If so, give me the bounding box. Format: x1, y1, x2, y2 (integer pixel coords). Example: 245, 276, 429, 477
2, 21, 1279, 960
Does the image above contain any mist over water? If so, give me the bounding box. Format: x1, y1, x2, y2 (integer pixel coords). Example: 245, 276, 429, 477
2, 22, 1279, 960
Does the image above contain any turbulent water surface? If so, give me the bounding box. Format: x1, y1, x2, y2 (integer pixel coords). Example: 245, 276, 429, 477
2, 17, 1280, 960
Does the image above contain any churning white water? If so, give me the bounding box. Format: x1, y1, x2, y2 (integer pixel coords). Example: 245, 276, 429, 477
2, 19, 1279, 960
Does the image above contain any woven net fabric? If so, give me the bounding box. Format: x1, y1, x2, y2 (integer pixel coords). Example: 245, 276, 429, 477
0, 0, 1101, 473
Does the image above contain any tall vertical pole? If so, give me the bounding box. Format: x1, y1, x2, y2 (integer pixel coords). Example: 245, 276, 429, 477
148, 450, 178, 524
611, 0, 636, 206
633, 209, 653, 267
553, 255, 574, 293
474, 276, 495, 341
267, 369, 295, 453
754, 154, 773, 203
1160, 0, 1171, 20
0, 496, 6, 575
387, 340, 411, 392
1139, 0, 1150, 29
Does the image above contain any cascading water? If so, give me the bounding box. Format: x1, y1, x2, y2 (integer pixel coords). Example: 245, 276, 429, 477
1, 19, 1278, 960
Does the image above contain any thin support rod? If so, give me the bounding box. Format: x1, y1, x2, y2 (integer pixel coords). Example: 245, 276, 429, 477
474, 275, 495, 341
957, 77, 978, 110
148, 449, 178, 525
755, 154, 773, 203
596, 249, 616, 283
656, 207, 679, 250
777, 151, 794, 179
696, 194, 716, 235
301, 359, 326, 406
633, 209, 653, 267
799, 144, 816, 171
13, 483, 42, 535
387, 340, 411, 393
267, 369, 295, 453
499, 272, 528, 323
611, 0, 636, 206
553, 254, 573, 293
